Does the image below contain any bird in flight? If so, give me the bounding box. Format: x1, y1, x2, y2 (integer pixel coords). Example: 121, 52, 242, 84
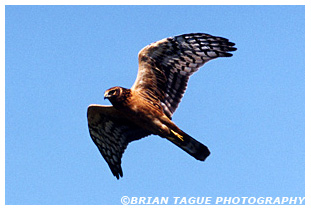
87, 33, 236, 179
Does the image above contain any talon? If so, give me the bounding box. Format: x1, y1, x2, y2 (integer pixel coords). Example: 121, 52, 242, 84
171, 130, 184, 141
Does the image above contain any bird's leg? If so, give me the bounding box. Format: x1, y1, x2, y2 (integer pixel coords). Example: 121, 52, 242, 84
170, 129, 184, 141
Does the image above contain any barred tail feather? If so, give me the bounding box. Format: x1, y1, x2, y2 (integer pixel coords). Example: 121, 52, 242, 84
167, 130, 210, 161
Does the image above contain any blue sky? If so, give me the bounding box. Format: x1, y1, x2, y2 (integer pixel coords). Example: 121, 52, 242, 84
5, 5, 305, 205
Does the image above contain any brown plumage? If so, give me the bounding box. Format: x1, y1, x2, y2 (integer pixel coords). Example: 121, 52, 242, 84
87, 33, 237, 179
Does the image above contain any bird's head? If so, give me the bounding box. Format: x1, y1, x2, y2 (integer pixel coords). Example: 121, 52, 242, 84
104, 86, 131, 108
104, 86, 122, 100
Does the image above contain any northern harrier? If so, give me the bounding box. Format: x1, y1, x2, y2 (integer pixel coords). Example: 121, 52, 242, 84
87, 33, 236, 179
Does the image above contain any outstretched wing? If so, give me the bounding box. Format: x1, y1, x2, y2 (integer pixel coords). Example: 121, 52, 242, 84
132, 33, 237, 118
87, 104, 151, 179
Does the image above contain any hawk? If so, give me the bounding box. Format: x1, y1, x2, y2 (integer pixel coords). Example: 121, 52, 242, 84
87, 33, 236, 179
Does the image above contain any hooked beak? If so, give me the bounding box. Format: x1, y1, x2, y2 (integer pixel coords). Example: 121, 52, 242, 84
104, 91, 109, 100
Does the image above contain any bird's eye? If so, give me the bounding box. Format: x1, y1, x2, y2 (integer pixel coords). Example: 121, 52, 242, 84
110, 89, 117, 95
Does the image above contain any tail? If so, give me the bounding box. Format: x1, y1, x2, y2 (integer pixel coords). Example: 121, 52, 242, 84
167, 129, 210, 161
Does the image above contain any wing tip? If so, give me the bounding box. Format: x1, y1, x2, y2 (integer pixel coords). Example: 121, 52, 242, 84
219, 46, 237, 57
112, 167, 123, 180
178, 32, 237, 57
107, 162, 124, 180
